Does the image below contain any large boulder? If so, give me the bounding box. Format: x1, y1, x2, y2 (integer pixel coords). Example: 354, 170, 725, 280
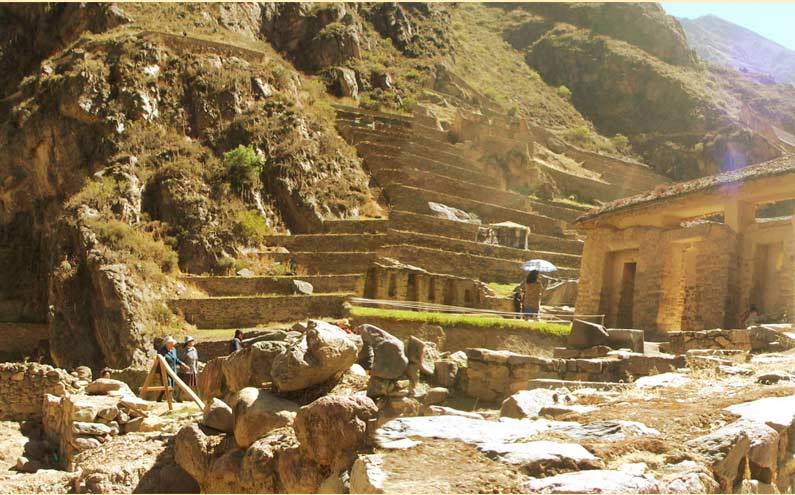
356, 324, 408, 380
294, 394, 378, 471
480, 440, 602, 476
525, 469, 660, 493
222, 341, 289, 392
203, 449, 245, 493
197, 358, 226, 402
233, 387, 298, 448
406, 336, 438, 375
202, 398, 234, 434
174, 424, 213, 484
271, 322, 359, 392
277, 447, 325, 493
350, 454, 387, 494
567, 320, 610, 349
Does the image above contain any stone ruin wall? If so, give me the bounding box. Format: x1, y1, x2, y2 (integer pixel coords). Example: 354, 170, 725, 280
576, 222, 740, 333
0, 362, 80, 421
364, 265, 512, 313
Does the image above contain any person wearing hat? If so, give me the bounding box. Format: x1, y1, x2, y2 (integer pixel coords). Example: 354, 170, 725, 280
157, 336, 187, 401
178, 336, 199, 395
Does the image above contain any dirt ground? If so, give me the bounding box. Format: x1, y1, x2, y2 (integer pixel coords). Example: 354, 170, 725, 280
378, 438, 527, 493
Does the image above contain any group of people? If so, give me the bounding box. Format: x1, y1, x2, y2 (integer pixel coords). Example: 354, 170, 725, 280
157, 335, 199, 400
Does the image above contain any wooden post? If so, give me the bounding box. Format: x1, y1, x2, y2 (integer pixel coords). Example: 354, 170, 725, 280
138, 356, 205, 412
158, 357, 173, 411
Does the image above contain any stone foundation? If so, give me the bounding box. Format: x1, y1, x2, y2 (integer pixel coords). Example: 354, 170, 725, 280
458, 348, 684, 402
0, 363, 80, 420
662, 329, 753, 354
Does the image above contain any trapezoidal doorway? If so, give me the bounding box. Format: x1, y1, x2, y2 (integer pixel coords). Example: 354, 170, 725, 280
600, 248, 640, 328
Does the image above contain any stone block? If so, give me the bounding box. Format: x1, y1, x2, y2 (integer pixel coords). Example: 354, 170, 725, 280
553, 346, 611, 359
567, 320, 610, 349
606, 329, 644, 353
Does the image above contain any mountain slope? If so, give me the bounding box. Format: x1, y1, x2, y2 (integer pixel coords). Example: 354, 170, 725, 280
678, 14, 795, 83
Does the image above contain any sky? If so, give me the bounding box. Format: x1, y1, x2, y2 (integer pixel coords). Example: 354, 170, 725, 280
662, 3, 795, 50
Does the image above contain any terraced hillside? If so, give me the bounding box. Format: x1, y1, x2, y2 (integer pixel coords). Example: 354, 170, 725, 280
170, 87, 673, 335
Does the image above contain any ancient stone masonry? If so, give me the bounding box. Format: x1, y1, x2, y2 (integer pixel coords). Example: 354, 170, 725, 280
576, 156, 795, 332
459, 348, 684, 402
0, 363, 80, 420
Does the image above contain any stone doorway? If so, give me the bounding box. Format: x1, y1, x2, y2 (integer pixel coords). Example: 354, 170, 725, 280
617, 262, 636, 328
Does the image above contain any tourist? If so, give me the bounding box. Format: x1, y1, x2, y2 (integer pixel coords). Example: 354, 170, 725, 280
230, 330, 244, 353
179, 336, 199, 393
521, 270, 544, 319
158, 336, 187, 401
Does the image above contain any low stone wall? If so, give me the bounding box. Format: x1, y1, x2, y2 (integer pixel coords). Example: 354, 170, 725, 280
259, 251, 376, 275
383, 184, 563, 236
364, 264, 513, 313
262, 233, 387, 252
540, 164, 617, 203
364, 149, 495, 187
347, 316, 564, 356
379, 244, 578, 284
374, 168, 528, 212
319, 218, 389, 234
182, 274, 365, 297
459, 348, 684, 402
389, 229, 581, 268
0, 362, 80, 420
389, 210, 480, 241
168, 294, 349, 328
662, 329, 753, 354
0, 323, 49, 362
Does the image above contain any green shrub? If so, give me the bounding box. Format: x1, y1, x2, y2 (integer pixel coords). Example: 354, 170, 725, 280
223, 144, 264, 197
557, 85, 572, 100
232, 209, 272, 245
611, 133, 630, 153
86, 219, 179, 279
566, 126, 591, 143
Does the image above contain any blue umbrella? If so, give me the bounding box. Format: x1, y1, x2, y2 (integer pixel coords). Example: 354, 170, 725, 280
522, 259, 558, 273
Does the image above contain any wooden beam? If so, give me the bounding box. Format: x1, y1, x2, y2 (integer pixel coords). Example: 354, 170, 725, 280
157, 355, 206, 411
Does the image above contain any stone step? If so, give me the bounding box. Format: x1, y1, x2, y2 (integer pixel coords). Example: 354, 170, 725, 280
374, 168, 528, 212
382, 184, 564, 237
168, 293, 351, 329
254, 251, 377, 275
387, 229, 581, 268
362, 150, 500, 188
526, 199, 583, 224
338, 121, 471, 160
263, 233, 387, 252
342, 126, 481, 172
318, 218, 389, 234
377, 244, 579, 284
181, 274, 366, 297
388, 210, 584, 255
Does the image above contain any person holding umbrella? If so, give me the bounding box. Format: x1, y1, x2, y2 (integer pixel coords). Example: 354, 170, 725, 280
520, 259, 557, 319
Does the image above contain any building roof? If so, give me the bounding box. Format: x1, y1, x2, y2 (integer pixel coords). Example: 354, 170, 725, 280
576, 155, 795, 223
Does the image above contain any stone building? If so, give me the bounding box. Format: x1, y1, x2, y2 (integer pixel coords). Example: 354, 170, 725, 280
574, 156, 795, 333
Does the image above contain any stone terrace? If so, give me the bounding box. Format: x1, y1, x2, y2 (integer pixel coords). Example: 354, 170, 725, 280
170, 103, 669, 333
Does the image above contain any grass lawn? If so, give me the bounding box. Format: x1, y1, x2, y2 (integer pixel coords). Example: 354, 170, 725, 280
487, 282, 518, 298
349, 306, 571, 337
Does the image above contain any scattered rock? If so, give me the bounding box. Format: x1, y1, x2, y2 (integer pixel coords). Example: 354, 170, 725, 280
526, 469, 660, 493
233, 387, 297, 448
423, 387, 449, 405
74, 366, 93, 381
756, 372, 790, 385
236, 268, 255, 277
123, 416, 163, 433
500, 389, 561, 419
85, 379, 132, 397
292, 279, 314, 295
71, 421, 113, 436
481, 440, 602, 476
367, 376, 394, 398
174, 424, 213, 484
15, 456, 42, 473
350, 454, 386, 494
356, 324, 409, 380
295, 394, 378, 470
406, 336, 437, 375
202, 398, 234, 434
686, 420, 750, 492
